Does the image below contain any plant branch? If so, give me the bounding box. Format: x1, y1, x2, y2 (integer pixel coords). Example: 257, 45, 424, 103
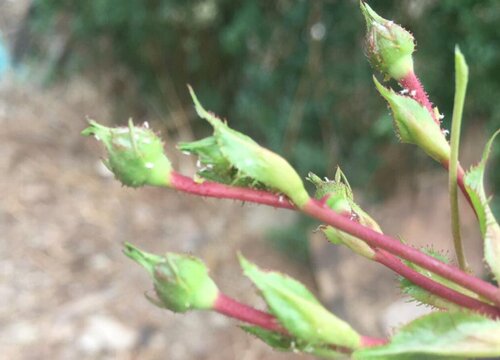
167, 172, 499, 307
302, 199, 500, 308
448, 47, 469, 271
170, 172, 294, 210
399, 71, 437, 124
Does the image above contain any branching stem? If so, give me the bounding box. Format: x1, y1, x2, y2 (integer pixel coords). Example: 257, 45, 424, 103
302, 199, 500, 308
167, 172, 500, 309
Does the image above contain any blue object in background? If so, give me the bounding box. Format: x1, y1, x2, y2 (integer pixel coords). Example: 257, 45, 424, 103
0, 33, 11, 77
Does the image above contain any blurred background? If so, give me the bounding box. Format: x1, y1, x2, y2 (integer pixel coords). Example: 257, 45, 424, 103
0, 0, 499, 359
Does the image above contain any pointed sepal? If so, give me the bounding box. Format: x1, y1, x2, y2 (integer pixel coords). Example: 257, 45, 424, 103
239, 254, 361, 349
374, 77, 450, 163
188, 86, 310, 207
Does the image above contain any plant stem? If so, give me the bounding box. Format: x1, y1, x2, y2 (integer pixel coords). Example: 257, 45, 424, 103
214, 293, 286, 333
443, 161, 475, 213
399, 71, 438, 124
360, 336, 387, 348
213, 293, 386, 349
375, 249, 499, 317
302, 199, 500, 308
168, 172, 499, 307
170, 172, 294, 210
448, 47, 469, 271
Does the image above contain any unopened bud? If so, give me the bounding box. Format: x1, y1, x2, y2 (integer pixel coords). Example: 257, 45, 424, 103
82, 120, 172, 187
308, 168, 379, 259
188, 86, 310, 207
361, 2, 415, 80
124, 243, 219, 313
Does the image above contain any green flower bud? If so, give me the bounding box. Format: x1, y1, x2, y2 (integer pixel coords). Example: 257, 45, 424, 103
308, 169, 379, 259
188, 86, 310, 207
360, 2, 415, 80
82, 120, 172, 187
239, 255, 361, 349
124, 243, 219, 313
374, 77, 450, 163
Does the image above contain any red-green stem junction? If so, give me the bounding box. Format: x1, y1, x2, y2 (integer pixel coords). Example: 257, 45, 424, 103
213, 292, 387, 351
170, 172, 500, 313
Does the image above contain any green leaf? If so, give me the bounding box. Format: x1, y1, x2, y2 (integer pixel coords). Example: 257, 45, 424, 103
188, 86, 310, 207
464, 129, 500, 283
353, 311, 500, 359
241, 326, 345, 358
239, 255, 361, 349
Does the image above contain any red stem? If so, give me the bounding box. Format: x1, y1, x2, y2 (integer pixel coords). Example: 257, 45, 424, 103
360, 336, 388, 348
214, 293, 386, 349
170, 172, 500, 305
302, 199, 500, 308
214, 293, 286, 333
400, 71, 438, 125
375, 249, 500, 317
170, 172, 294, 210
168, 172, 499, 307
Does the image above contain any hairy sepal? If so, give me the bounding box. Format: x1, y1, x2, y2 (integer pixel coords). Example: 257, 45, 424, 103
239, 254, 361, 349
188, 86, 310, 207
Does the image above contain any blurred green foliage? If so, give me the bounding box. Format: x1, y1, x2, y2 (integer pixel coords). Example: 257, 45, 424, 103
26, 0, 499, 201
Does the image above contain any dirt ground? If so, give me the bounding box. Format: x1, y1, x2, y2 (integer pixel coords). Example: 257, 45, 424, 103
0, 2, 491, 359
